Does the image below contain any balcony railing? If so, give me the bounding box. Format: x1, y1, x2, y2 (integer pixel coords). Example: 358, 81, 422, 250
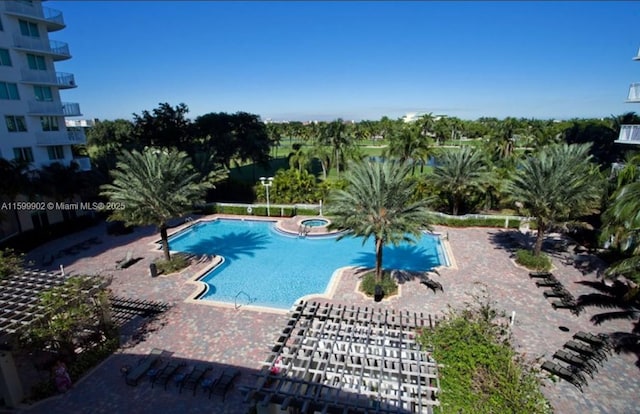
13, 35, 70, 60
634, 48, 640, 61
35, 130, 86, 146
21, 70, 76, 89
72, 157, 91, 172
62, 102, 82, 117
3, 2, 65, 30
28, 101, 82, 116
627, 83, 640, 103
615, 125, 640, 145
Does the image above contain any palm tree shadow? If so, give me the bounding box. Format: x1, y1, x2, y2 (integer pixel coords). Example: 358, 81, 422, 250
169, 230, 268, 260
576, 279, 640, 369
351, 244, 442, 273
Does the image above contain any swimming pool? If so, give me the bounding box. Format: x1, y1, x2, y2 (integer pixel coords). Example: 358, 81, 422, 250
168, 219, 448, 309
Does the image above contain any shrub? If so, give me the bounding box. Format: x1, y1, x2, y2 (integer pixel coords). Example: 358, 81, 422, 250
418, 293, 552, 414
359, 271, 398, 298
515, 249, 552, 271
0, 248, 23, 278
154, 255, 190, 274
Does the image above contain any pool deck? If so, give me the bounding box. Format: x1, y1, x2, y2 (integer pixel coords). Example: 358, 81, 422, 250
19, 215, 640, 414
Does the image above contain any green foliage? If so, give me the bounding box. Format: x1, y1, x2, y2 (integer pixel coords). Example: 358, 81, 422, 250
419, 295, 552, 414
515, 249, 552, 271
0, 248, 23, 278
428, 214, 522, 229
154, 255, 190, 274
67, 337, 119, 380
359, 271, 398, 297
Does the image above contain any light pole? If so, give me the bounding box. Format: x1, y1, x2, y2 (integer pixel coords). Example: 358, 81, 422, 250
260, 176, 274, 216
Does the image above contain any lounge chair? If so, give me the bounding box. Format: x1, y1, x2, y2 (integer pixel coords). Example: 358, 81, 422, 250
573, 332, 611, 350
529, 271, 553, 279
419, 275, 443, 293
552, 349, 598, 378
209, 368, 240, 401
180, 365, 213, 395
543, 287, 570, 298
541, 360, 586, 391
563, 340, 607, 363
551, 297, 582, 315
116, 251, 136, 269
152, 359, 186, 389
535, 277, 561, 288
125, 348, 164, 386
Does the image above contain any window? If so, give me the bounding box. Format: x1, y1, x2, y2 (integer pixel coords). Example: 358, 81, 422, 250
34, 85, 52, 101
13, 147, 34, 163
19, 20, 39, 38
0, 82, 20, 100
5, 116, 27, 132
0, 49, 9, 66
40, 116, 59, 131
0, 17, 3, 32
26, 54, 45, 70
47, 145, 64, 160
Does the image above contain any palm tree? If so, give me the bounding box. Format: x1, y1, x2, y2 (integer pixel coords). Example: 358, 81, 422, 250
430, 146, 488, 215
100, 148, 214, 261
385, 123, 431, 175
319, 119, 353, 178
505, 143, 602, 256
327, 160, 433, 282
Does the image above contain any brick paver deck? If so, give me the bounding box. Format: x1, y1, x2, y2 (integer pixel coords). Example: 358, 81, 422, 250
19, 217, 640, 414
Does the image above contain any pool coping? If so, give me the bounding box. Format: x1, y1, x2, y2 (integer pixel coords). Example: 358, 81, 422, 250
157, 214, 457, 313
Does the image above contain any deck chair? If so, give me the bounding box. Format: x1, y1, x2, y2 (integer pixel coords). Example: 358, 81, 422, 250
543, 287, 570, 298
209, 368, 240, 401
541, 360, 586, 391
152, 359, 186, 389
535, 277, 560, 288
125, 348, 164, 386
116, 251, 136, 269
529, 271, 553, 279
573, 332, 611, 350
419, 275, 443, 293
180, 365, 213, 395
553, 350, 598, 378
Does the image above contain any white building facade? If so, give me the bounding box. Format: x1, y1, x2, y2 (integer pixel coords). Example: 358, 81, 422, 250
0, 0, 86, 169
616, 47, 640, 144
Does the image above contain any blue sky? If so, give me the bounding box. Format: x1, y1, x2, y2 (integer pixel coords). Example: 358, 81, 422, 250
50, 1, 639, 122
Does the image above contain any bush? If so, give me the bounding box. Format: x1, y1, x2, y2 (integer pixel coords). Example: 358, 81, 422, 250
154, 255, 190, 274
515, 249, 552, 271
418, 294, 552, 414
359, 271, 398, 298
427, 213, 523, 229
0, 248, 23, 278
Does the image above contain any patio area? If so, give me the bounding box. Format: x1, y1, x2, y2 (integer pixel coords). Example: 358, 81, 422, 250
17, 217, 640, 413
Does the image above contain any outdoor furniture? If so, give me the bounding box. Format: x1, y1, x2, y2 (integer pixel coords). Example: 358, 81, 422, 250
180, 365, 213, 395
552, 350, 599, 378
541, 360, 586, 391
529, 271, 553, 279
419, 275, 443, 293
563, 340, 607, 363
152, 359, 186, 389
125, 348, 164, 386
573, 332, 611, 351
209, 368, 240, 401
543, 286, 571, 298
174, 365, 195, 390
551, 296, 582, 315
535, 278, 561, 288
116, 251, 136, 269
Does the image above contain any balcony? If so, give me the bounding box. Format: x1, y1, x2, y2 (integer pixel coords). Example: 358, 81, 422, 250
28, 101, 82, 116
35, 129, 86, 146
21, 70, 76, 89
3, 2, 65, 31
13, 35, 70, 61
634, 48, 640, 61
627, 83, 640, 103
615, 125, 640, 145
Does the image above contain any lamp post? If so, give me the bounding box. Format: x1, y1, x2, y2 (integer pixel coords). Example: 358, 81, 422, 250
260, 176, 274, 216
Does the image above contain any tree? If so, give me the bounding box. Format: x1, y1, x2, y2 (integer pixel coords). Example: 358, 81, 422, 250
319, 119, 353, 178
385, 123, 431, 175
505, 143, 602, 256
100, 148, 214, 260
430, 147, 488, 215
0, 158, 33, 233
132, 102, 193, 149
327, 161, 433, 282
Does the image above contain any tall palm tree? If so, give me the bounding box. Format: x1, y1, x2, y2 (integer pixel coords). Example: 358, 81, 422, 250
505, 143, 602, 256
319, 119, 352, 178
385, 123, 431, 175
430, 146, 488, 215
327, 160, 433, 282
100, 148, 214, 260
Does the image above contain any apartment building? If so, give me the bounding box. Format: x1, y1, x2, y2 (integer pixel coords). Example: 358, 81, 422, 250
615, 46, 640, 144
0, 0, 90, 240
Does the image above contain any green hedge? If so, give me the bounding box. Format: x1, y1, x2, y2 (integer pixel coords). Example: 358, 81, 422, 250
359, 271, 398, 297
428, 214, 524, 229
515, 249, 552, 271
198, 204, 314, 218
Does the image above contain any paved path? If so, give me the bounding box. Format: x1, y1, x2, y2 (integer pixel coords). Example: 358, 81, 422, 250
19, 218, 640, 414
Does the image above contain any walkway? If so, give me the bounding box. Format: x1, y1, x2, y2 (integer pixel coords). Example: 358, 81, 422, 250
19, 218, 640, 414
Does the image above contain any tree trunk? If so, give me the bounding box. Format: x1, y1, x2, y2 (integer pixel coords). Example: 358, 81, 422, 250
160, 224, 171, 261
533, 220, 546, 256
375, 237, 384, 282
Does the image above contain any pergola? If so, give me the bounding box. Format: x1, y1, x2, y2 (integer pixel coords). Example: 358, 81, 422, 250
245, 301, 442, 414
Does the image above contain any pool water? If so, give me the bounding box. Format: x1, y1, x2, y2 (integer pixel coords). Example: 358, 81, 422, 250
168, 219, 447, 309
301, 219, 329, 227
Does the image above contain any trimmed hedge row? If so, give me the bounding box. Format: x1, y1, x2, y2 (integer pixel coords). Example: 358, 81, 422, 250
198, 204, 319, 218
428, 214, 525, 229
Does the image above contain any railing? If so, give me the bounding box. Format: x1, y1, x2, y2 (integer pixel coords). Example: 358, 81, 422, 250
627, 83, 640, 102
28, 100, 63, 115
21, 70, 76, 88
4, 2, 65, 28
62, 102, 82, 116
72, 157, 91, 172
13, 35, 70, 59
65, 119, 95, 128
67, 128, 86, 143
616, 125, 640, 144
